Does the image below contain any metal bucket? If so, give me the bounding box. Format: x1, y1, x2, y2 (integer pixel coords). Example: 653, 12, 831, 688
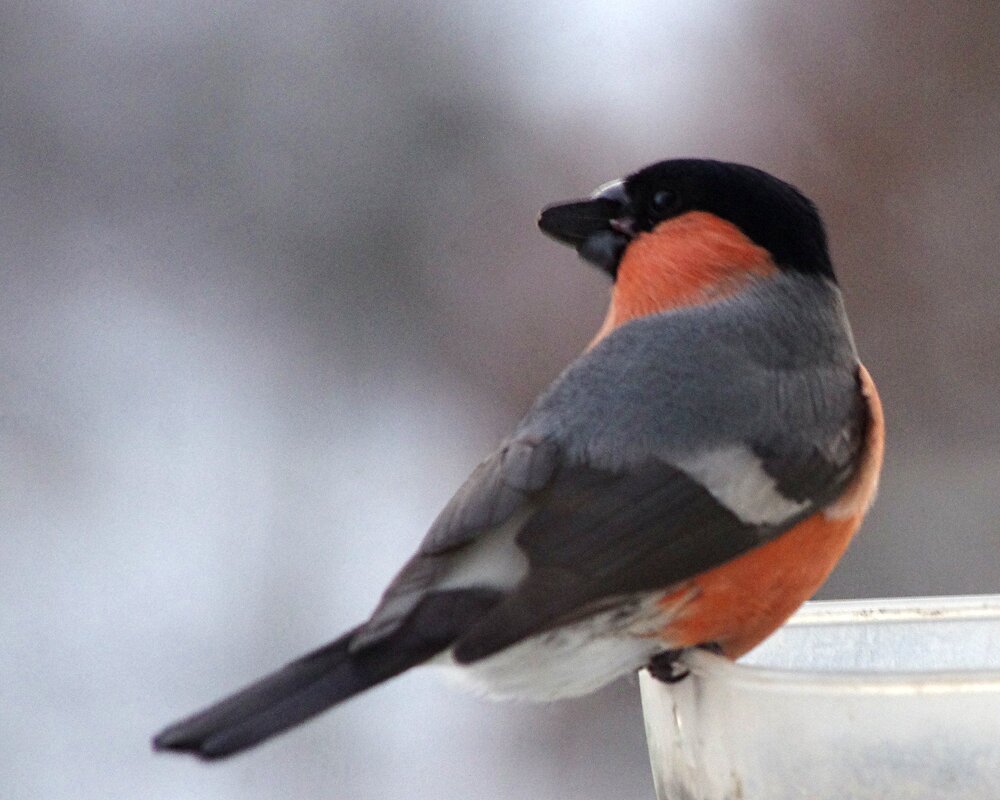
640, 595, 1000, 800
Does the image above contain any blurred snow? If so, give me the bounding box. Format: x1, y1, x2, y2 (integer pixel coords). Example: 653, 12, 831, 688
2, 2, 999, 798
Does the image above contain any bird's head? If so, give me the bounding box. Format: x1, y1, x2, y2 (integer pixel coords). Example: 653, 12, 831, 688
538, 158, 835, 336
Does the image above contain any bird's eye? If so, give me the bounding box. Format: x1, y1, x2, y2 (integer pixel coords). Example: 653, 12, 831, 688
651, 189, 678, 215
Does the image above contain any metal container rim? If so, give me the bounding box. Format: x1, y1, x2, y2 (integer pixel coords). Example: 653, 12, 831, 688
656, 594, 1000, 694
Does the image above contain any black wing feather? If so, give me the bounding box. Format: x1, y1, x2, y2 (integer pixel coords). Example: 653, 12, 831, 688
450, 459, 776, 662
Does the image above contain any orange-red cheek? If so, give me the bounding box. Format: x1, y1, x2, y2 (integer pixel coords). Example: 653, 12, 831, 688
590, 211, 778, 348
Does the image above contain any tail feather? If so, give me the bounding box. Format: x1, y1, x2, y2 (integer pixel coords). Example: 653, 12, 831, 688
153, 632, 369, 759
153, 589, 502, 759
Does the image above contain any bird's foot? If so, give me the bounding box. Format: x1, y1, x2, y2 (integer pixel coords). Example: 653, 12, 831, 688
647, 649, 690, 683
648, 642, 724, 684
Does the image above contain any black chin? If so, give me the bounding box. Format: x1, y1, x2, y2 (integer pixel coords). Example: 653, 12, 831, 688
577, 230, 629, 276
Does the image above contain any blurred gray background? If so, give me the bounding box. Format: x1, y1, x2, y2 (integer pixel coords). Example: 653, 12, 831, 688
2, 2, 998, 798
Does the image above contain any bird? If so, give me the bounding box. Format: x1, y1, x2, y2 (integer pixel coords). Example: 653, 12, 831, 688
153, 158, 884, 761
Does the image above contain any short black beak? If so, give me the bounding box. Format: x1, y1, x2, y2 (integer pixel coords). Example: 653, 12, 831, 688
537, 181, 634, 277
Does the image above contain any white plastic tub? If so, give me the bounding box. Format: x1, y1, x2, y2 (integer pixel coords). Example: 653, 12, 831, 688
639, 595, 1000, 800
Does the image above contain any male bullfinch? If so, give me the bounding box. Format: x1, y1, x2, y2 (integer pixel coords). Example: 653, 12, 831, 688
154, 158, 884, 759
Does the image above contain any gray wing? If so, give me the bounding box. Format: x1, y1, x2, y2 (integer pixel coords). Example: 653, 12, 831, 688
348, 436, 560, 649
352, 274, 867, 658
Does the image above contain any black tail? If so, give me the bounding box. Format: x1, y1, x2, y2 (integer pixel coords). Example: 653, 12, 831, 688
153, 589, 502, 759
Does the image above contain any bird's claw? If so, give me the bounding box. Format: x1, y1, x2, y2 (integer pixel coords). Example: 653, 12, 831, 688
647, 649, 690, 683
648, 643, 724, 684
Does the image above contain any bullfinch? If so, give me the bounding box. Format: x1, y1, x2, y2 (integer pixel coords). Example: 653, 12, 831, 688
153, 158, 884, 760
